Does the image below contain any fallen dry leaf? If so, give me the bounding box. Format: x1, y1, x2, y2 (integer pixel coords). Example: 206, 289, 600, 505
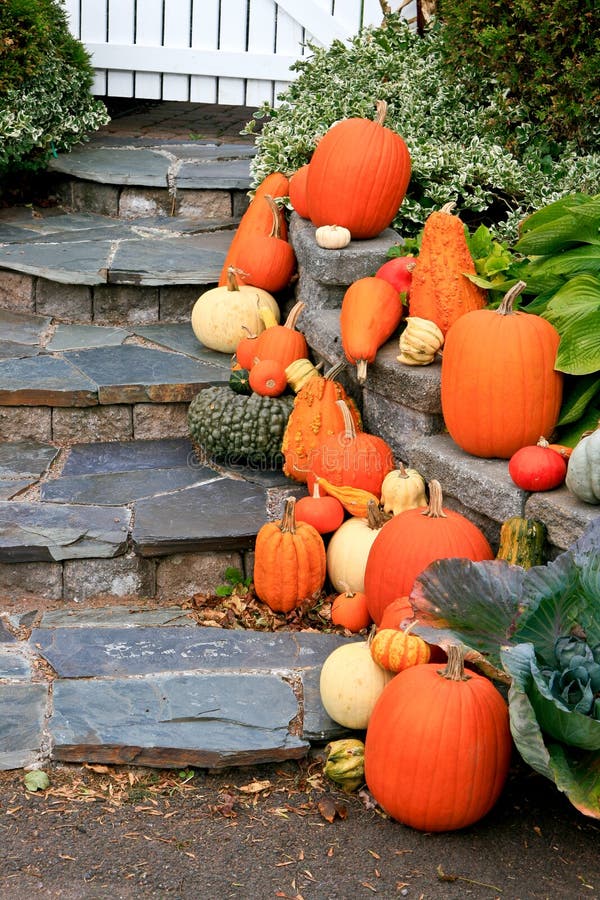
318, 796, 348, 823
237, 780, 271, 794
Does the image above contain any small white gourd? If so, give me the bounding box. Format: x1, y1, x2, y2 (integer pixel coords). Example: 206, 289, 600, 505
315, 224, 352, 250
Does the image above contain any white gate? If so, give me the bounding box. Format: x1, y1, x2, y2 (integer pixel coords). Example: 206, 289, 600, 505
64, 0, 417, 107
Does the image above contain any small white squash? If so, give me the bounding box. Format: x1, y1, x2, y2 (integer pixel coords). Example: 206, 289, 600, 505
191, 266, 280, 353
319, 640, 393, 729
397, 316, 444, 365
380, 462, 428, 515
315, 224, 352, 250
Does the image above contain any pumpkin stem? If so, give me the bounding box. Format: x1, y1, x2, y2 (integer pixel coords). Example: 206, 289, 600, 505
497, 280, 527, 316
336, 399, 358, 442
421, 479, 447, 518
440, 201, 457, 215
398, 462, 409, 478
374, 99, 388, 126
356, 359, 368, 384
226, 266, 247, 291
325, 361, 347, 380
537, 436, 550, 448
439, 644, 470, 681
264, 194, 282, 240
284, 301, 305, 330
366, 499, 391, 529
279, 497, 298, 534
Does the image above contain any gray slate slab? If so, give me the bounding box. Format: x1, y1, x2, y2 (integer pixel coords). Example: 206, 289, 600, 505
49, 148, 172, 186
0, 342, 40, 359
132, 478, 267, 555
0, 441, 59, 478
40, 465, 220, 505
163, 143, 256, 161
176, 159, 252, 190
0, 308, 51, 344
0, 646, 32, 679
0, 683, 48, 770
0, 355, 98, 406
0, 478, 36, 499
0, 620, 17, 642
109, 232, 232, 285
39, 606, 194, 628
61, 345, 228, 404
0, 501, 130, 562
0, 239, 112, 285
50, 672, 308, 768
46, 324, 130, 351
62, 437, 199, 476
133, 323, 230, 366
30, 625, 353, 679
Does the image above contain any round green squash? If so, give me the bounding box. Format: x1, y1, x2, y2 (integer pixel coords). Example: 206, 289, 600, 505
188, 386, 294, 468
229, 368, 251, 395
565, 423, 600, 504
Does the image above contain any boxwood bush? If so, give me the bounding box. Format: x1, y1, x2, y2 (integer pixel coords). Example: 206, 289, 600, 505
0, 0, 108, 179
245, 15, 600, 240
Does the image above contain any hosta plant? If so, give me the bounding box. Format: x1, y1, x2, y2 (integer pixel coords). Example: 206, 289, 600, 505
408, 517, 600, 819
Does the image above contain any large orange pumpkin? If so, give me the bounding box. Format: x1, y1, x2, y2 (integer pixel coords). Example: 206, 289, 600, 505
340, 276, 404, 383
364, 480, 494, 625
364, 644, 512, 831
288, 164, 311, 219
441, 281, 563, 458
253, 497, 326, 613
306, 100, 411, 239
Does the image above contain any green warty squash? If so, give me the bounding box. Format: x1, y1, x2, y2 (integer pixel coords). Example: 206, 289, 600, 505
188, 386, 294, 467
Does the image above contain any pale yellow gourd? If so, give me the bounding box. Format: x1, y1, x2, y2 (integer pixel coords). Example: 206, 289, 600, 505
315, 224, 352, 249
285, 357, 322, 393
191, 266, 280, 353
319, 640, 393, 730
326, 500, 389, 593
380, 463, 428, 515
397, 316, 444, 365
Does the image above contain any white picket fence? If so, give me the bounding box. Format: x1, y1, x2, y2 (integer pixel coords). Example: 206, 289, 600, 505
64, 0, 417, 107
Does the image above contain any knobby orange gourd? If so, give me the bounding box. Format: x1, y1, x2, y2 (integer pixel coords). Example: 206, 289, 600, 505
408, 202, 487, 335
253, 497, 326, 613
340, 276, 404, 383
441, 281, 563, 458
306, 99, 411, 239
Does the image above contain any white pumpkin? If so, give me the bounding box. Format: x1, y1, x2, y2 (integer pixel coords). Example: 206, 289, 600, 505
319, 641, 393, 730
326, 503, 388, 593
191, 266, 280, 353
565, 423, 600, 504
315, 224, 352, 250
380, 463, 428, 515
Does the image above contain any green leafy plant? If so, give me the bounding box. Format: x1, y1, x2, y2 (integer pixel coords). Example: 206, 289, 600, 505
245, 15, 600, 242
215, 566, 252, 598
409, 518, 600, 818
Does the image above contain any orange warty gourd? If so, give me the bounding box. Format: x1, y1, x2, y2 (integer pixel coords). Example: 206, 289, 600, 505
233, 196, 296, 293
340, 276, 404, 383
306, 100, 411, 239
218, 173, 289, 285
288, 164, 311, 219
310, 400, 395, 496
364, 644, 512, 831
253, 497, 326, 613
441, 281, 564, 459
364, 480, 494, 625
282, 362, 362, 483
253, 301, 309, 370
408, 202, 487, 335
331, 590, 372, 633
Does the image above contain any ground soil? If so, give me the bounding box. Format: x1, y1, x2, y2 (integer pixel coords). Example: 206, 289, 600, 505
1, 753, 599, 900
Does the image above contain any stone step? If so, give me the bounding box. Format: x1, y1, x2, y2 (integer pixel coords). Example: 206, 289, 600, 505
0, 207, 236, 325
0, 311, 234, 443
0, 611, 351, 771
0, 435, 304, 601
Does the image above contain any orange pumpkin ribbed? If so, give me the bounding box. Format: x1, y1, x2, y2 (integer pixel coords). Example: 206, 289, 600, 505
306, 100, 411, 239
441, 281, 563, 458
233, 195, 296, 293
253, 301, 308, 370
364, 644, 512, 831
288, 164, 311, 219
253, 498, 326, 613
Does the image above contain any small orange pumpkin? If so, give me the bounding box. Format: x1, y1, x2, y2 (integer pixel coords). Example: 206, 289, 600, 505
378, 597, 414, 631
248, 358, 288, 397
233, 195, 296, 293
370, 623, 431, 672
331, 590, 372, 633
253, 497, 326, 613
254, 301, 309, 370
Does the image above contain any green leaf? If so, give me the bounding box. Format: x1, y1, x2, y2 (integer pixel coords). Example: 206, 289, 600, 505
527, 651, 600, 750
519, 194, 594, 234
514, 213, 600, 256
557, 375, 600, 426
215, 584, 233, 597
541, 275, 600, 375
526, 244, 600, 279
556, 405, 600, 447
24, 770, 50, 792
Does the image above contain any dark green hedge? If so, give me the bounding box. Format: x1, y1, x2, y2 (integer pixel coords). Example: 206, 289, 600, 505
437, 0, 600, 151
